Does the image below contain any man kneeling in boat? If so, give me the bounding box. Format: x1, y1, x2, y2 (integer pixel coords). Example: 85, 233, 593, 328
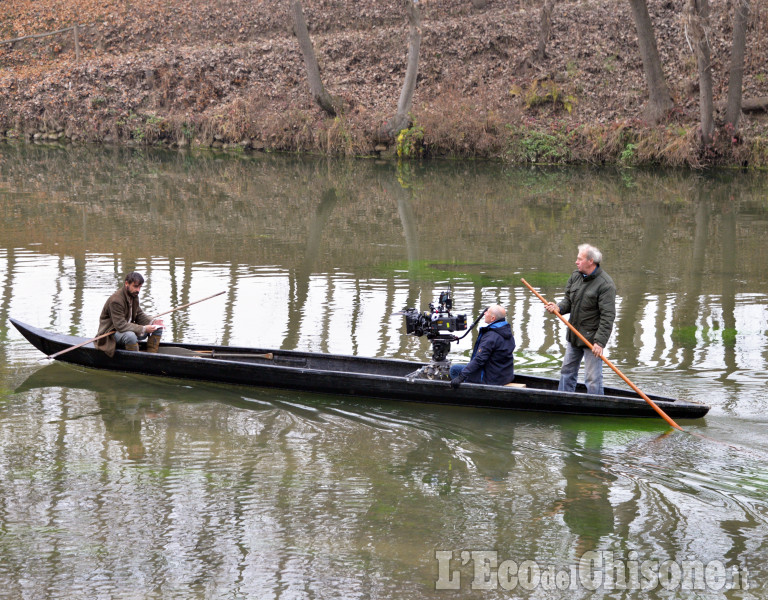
449, 304, 515, 389
95, 272, 164, 357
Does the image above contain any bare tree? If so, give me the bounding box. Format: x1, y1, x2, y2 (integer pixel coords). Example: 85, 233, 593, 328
536, 0, 557, 62
627, 0, 673, 123
684, 0, 715, 145
725, 0, 750, 130
380, 0, 422, 140
291, 0, 339, 116
514, 0, 556, 75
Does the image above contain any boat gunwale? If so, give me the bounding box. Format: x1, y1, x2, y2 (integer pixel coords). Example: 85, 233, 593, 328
9, 318, 710, 415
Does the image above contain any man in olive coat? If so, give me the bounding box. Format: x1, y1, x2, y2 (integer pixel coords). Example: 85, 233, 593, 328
545, 244, 616, 395
95, 272, 163, 357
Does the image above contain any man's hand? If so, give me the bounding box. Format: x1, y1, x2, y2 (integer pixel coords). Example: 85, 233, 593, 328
545, 302, 559, 314
450, 375, 465, 390
592, 343, 604, 357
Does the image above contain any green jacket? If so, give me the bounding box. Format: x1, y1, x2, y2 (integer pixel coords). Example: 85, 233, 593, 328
95, 285, 152, 357
557, 266, 616, 348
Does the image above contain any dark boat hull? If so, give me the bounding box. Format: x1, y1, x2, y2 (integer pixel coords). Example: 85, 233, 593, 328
10, 318, 710, 419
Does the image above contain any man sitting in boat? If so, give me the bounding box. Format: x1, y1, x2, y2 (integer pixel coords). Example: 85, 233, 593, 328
95, 272, 164, 357
449, 304, 515, 388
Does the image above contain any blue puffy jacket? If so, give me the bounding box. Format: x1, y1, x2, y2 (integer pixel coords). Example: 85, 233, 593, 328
460, 320, 516, 385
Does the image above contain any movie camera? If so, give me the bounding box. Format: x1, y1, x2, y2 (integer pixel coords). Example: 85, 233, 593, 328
399, 290, 468, 362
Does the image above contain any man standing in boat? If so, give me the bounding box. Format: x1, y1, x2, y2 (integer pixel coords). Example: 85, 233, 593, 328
95, 272, 164, 357
545, 244, 616, 395
449, 304, 515, 388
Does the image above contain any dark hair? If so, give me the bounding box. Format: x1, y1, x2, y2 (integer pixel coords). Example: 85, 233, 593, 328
124, 272, 145, 285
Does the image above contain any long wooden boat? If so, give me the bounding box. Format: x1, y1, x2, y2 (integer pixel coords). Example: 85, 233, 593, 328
10, 318, 710, 419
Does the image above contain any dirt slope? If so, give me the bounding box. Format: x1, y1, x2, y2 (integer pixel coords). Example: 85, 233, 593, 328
1, 0, 766, 165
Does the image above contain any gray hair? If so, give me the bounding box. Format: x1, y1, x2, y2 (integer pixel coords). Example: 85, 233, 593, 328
578, 244, 602, 264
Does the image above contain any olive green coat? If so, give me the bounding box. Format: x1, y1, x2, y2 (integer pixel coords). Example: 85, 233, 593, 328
556, 266, 616, 348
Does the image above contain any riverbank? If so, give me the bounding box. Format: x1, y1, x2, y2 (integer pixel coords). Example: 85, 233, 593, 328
1, 0, 767, 168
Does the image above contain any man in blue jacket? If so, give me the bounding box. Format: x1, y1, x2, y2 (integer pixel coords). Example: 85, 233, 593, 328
449, 304, 515, 388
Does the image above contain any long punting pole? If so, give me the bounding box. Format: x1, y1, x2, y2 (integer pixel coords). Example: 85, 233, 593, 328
521, 278, 683, 431
45, 291, 226, 360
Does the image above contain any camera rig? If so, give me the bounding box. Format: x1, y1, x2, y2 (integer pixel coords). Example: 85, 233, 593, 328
398, 290, 486, 380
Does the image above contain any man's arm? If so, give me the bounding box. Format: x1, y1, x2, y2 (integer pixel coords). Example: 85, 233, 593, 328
109, 299, 146, 335
594, 284, 616, 348
558, 273, 578, 315
450, 335, 497, 388
133, 303, 153, 327
546, 275, 574, 315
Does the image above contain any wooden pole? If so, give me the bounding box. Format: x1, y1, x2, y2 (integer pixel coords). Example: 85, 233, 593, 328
45, 329, 115, 360
148, 291, 225, 320
74, 24, 80, 61
521, 278, 684, 431
45, 290, 226, 360
0, 26, 78, 46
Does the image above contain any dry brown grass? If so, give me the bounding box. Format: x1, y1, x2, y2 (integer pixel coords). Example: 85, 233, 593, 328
415, 88, 519, 158
634, 126, 702, 168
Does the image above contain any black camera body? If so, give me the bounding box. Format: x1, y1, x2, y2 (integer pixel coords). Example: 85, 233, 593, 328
401, 290, 467, 361
402, 308, 467, 339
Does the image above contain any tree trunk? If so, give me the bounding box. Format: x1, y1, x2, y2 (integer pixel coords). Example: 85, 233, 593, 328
686, 0, 714, 145
627, 0, 673, 123
381, 0, 422, 140
536, 0, 556, 62
291, 0, 338, 116
725, 0, 749, 130
742, 96, 768, 112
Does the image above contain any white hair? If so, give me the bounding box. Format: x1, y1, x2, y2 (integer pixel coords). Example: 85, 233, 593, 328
578, 244, 602, 264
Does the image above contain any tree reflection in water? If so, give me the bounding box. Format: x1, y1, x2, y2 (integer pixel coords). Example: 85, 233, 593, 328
1, 145, 767, 599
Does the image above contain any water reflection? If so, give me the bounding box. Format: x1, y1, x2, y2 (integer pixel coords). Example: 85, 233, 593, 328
16, 363, 169, 460
558, 430, 616, 555
1, 146, 767, 403
283, 186, 339, 353
2, 146, 768, 598
5, 363, 768, 598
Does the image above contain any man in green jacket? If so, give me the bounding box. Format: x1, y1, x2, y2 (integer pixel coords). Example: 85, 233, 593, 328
545, 244, 616, 395
95, 272, 164, 357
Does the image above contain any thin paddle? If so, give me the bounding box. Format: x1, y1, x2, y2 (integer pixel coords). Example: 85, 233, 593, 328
193, 350, 274, 359
44, 290, 226, 360
521, 278, 684, 431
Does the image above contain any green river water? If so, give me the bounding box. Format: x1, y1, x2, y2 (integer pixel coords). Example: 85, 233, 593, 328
0, 144, 767, 599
